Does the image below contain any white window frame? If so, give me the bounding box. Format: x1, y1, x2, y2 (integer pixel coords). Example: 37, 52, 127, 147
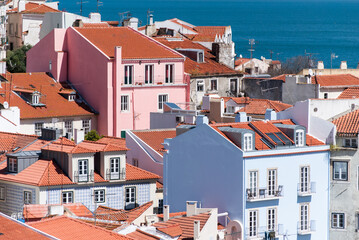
145, 64, 154, 84
110, 158, 120, 180
124, 65, 133, 85
267, 169, 277, 196
78, 159, 88, 182
333, 161, 348, 181
299, 203, 309, 232
196, 79, 204, 92
0, 186, 6, 201
243, 133, 253, 151
35, 122, 43, 136
8, 158, 17, 172
158, 94, 168, 111
62, 191, 73, 204
210, 79, 218, 91
267, 208, 276, 232
300, 166, 310, 193
344, 138, 357, 148
331, 212, 345, 229
125, 186, 136, 210
24, 191, 32, 204
249, 210, 258, 237
94, 189, 105, 203
32, 93, 40, 104
227, 106, 236, 114
121, 95, 130, 112
165, 64, 174, 83
295, 129, 305, 147
68, 94, 75, 101
82, 119, 91, 135
249, 170, 258, 197
64, 120, 73, 136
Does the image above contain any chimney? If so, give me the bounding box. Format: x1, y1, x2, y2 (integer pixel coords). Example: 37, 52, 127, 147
196, 115, 208, 125
317, 61, 324, 70
265, 109, 277, 121
186, 201, 197, 217
89, 12, 101, 23
340, 61, 347, 70
41, 128, 62, 141
48, 205, 64, 216
123, 17, 139, 30
235, 112, 247, 122
18, 0, 26, 12
211, 42, 235, 69
0, 61, 6, 74
149, 14, 153, 25
74, 129, 84, 144
163, 205, 170, 222
194, 220, 200, 240
72, 19, 84, 28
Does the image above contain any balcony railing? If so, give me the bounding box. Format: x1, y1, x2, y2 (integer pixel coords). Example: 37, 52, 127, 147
246, 185, 283, 201
297, 182, 316, 196
106, 168, 126, 180
297, 220, 316, 235
74, 170, 94, 183
245, 224, 284, 238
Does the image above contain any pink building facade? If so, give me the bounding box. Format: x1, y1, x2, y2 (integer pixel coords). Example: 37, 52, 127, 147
27, 27, 189, 136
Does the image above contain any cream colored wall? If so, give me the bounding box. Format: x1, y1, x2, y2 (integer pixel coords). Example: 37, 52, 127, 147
72, 153, 95, 182
103, 151, 126, 180
300, 68, 359, 78
319, 88, 344, 99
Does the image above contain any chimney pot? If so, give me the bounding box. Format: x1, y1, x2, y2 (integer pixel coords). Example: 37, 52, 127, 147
186, 201, 197, 217
317, 61, 324, 70
340, 61, 347, 70
194, 220, 200, 240
163, 205, 170, 222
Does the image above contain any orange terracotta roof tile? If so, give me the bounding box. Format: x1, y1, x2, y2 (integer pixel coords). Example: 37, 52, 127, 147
271, 60, 281, 65
184, 26, 227, 42
64, 203, 94, 217
9, 2, 60, 14
52, 137, 76, 146
271, 74, 287, 82
29, 216, 134, 240
157, 211, 186, 219
154, 212, 211, 240
0, 213, 52, 239
332, 109, 359, 137
311, 74, 359, 87
156, 224, 182, 237
79, 140, 129, 152
0, 73, 94, 119
96, 136, 128, 149
126, 164, 160, 181
125, 201, 153, 223
0, 131, 38, 152
75, 27, 183, 59
95, 205, 128, 221
157, 38, 241, 76
235, 58, 251, 66
169, 19, 195, 32
83, 22, 110, 28
22, 139, 51, 151
156, 181, 163, 189
337, 87, 359, 99
132, 129, 176, 156
127, 229, 160, 240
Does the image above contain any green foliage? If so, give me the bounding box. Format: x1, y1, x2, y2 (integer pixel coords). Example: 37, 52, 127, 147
5, 44, 32, 73
84, 130, 101, 141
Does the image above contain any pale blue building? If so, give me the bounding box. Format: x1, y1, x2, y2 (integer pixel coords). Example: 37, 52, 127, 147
163, 113, 330, 240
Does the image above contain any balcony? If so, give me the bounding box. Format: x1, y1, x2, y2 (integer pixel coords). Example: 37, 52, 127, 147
106, 168, 126, 180
297, 220, 316, 235
74, 170, 94, 183
246, 186, 283, 202
245, 224, 284, 238
297, 182, 316, 196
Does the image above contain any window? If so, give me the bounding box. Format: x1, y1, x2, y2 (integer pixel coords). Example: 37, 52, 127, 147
158, 199, 164, 214
300, 166, 310, 193
78, 159, 88, 182
295, 130, 305, 147
124, 65, 133, 85
267, 208, 276, 232
8, 158, 17, 172
65, 120, 73, 136
158, 94, 168, 110
32, 93, 40, 104
198, 52, 204, 63
62, 191, 73, 204
210, 79, 217, 91
125, 187, 136, 210
35, 122, 43, 136
333, 161, 348, 181
133, 158, 139, 167
300, 204, 309, 231
145, 65, 154, 84
324, 93, 328, 99
332, 213, 345, 229
344, 138, 357, 148
94, 189, 105, 203
243, 133, 253, 151
249, 210, 258, 237
82, 119, 91, 135
227, 106, 236, 114
24, 191, 32, 204
196, 80, 204, 92
268, 169, 277, 196
249, 171, 258, 197
121, 95, 129, 112
165, 64, 174, 83
110, 158, 120, 179
0, 186, 5, 201
68, 94, 75, 101
255, 67, 259, 73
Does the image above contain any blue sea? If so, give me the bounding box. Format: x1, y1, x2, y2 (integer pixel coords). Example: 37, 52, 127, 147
59, 0, 359, 68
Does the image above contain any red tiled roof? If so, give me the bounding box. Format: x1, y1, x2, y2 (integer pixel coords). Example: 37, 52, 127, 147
157, 211, 186, 219
132, 129, 176, 156
22, 139, 51, 151
153, 212, 211, 240
29, 216, 134, 240
337, 87, 359, 99
271, 74, 287, 82
126, 201, 153, 223
169, 19, 195, 32
332, 109, 359, 137
9, 2, 60, 14
0, 73, 94, 119
127, 229, 160, 240
83, 22, 110, 28
75, 27, 183, 59
311, 74, 359, 87
235, 58, 251, 66
65, 203, 93, 217
156, 181, 163, 189
0, 213, 52, 239
96, 136, 128, 149
185, 26, 227, 42
126, 164, 160, 181
156, 224, 182, 237
271, 60, 281, 65
0, 131, 38, 152
157, 38, 240, 76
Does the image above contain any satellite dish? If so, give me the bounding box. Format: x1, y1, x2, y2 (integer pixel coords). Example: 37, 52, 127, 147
3, 101, 8, 109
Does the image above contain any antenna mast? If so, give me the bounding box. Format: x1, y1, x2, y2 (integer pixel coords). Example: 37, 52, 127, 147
146, 9, 153, 25
96, 0, 103, 13
248, 39, 255, 59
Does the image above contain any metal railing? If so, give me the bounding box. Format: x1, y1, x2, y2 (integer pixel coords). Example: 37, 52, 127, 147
245, 224, 284, 238
297, 182, 316, 196
297, 220, 316, 234
74, 170, 94, 183
246, 185, 283, 201
106, 168, 126, 180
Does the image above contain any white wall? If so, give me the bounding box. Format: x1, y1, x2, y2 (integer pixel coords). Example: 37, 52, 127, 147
0, 107, 20, 133
22, 14, 43, 46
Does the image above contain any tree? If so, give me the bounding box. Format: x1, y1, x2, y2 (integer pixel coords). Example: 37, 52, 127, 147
268, 55, 317, 77
5, 44, 32, 73
84, 130, 101, 141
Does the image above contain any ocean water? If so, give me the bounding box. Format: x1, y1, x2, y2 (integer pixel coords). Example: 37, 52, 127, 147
59, 0, 359, 68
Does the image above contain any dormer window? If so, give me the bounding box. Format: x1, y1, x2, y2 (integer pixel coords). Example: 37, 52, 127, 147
68, 94, 75, 101
198, 52, 204, 63
32, 92, 40, 105
295, 130, 305, 147
8, 158, 17, 172
344, 138, 357, 148
243, 133, 253, 151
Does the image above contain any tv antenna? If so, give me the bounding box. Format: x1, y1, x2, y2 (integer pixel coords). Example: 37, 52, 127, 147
147, 9, 154, 25
330, 52, 338, 73
269, 50, 274, 59
96, 0, 103, 13
304, 50, 318, 68
118, 11, 131, 25
248, 38, 255, 59
76, 0, 88, 16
